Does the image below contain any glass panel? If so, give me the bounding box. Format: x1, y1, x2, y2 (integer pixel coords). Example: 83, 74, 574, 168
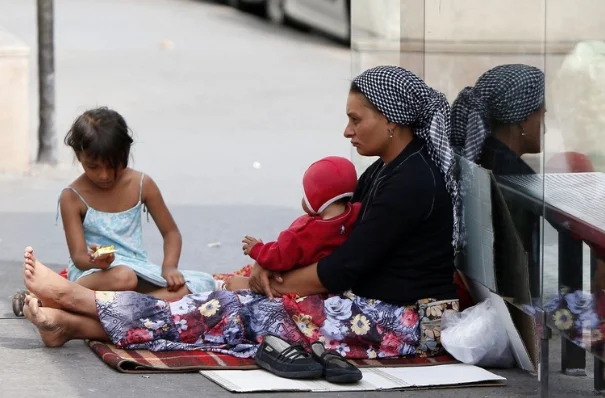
542, 0, 605, 361
418, 0, 547, 310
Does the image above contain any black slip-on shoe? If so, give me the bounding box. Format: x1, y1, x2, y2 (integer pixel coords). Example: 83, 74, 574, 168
254, 335, 323, 379
311, 341, 363, 384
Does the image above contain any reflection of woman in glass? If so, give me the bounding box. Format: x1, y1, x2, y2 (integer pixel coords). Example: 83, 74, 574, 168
451, 61, 605, 350
450, 63, 545, 175
450, 64, 545, 298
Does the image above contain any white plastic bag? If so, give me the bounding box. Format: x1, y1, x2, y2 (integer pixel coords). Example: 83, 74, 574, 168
440, 298, 515, 368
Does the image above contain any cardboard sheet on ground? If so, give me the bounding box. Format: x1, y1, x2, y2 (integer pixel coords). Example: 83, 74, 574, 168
455, 156, 538, 372
200, 364, 506, 392
456, 156, 497, 290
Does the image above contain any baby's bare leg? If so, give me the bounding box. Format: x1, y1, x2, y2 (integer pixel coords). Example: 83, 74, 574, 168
76, 265, 138, 291
138, 279, 191, 301
226, 276, 250, 291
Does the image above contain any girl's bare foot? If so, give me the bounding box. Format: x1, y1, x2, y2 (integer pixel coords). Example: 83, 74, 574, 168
23, 294, 70, 347
23, 246, 71, 309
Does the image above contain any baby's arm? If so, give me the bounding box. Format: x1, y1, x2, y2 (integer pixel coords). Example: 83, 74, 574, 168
141, 175, 184, 289
249, 230, 303, 272
60, 190, 104, 271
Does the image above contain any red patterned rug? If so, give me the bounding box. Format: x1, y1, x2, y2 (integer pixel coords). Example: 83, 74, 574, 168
88, 341, 457, 374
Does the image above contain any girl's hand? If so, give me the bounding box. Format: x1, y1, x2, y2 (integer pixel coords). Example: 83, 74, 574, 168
88, 244, 115, 270
242, 235, 262, 256
162, 268, 186, 292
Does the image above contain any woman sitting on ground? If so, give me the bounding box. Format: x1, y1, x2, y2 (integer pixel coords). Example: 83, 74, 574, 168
22, 66, 461, 360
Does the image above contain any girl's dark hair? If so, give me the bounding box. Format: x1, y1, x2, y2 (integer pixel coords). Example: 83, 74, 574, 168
64, 107, 133, 169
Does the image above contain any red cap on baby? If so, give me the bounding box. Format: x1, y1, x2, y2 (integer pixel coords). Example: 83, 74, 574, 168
302, 156, 358, 214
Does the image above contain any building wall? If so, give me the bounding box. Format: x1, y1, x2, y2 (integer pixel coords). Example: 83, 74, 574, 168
0, 26, 30, 173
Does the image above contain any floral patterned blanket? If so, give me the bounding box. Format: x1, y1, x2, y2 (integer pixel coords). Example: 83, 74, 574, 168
96, 286, 458, 359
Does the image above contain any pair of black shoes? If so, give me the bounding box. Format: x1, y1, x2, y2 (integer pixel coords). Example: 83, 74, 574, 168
255, 335, 363, 384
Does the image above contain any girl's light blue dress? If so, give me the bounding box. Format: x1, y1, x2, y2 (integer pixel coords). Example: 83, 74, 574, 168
57, 173, 217, 294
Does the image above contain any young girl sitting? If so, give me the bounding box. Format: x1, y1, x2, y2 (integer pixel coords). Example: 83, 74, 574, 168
57, 107, 217, 299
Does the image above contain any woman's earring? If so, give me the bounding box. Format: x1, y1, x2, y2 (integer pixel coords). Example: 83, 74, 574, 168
388, 129, 394, 138
518, 125, 526, 136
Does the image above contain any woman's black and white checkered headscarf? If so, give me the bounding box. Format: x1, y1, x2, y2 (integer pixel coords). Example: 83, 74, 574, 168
450, 64, 545, 162
353, 65, 460, 249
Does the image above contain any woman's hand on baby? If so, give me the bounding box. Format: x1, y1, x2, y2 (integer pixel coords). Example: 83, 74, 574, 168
88, 245, 114, 269
162, 268, 186, 292
249, 263, 272, 297
249, 262, 283, 299
242, 236, 262, 256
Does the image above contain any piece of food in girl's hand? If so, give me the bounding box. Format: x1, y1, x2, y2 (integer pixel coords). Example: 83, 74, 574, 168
93, 245, 117, 259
